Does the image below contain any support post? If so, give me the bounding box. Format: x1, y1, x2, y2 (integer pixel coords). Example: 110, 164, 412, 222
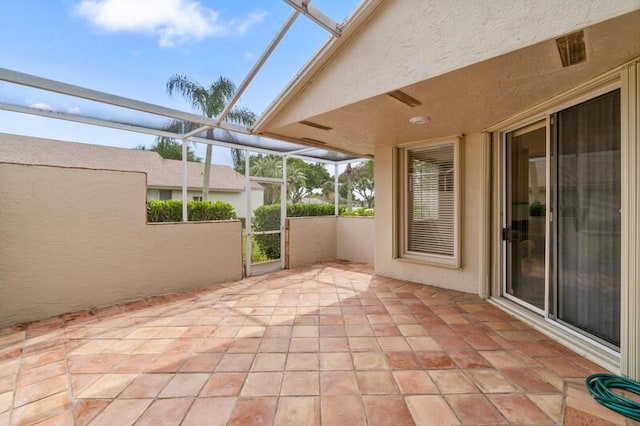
334, 163, 339, 216
281, 156, 288, 269
245, 151, 252, 277
181, 139, 188, 222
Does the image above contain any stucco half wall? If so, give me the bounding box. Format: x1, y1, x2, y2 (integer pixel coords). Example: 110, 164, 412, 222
287, 216, 375, 268
0, 163, 242, 327
374, 133, 483, 294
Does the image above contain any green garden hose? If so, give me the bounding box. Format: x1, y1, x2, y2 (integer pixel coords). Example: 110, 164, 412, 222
585, 373, 640, 421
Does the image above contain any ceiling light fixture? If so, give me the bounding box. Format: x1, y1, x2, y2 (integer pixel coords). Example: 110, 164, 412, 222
409, 116, 430, 125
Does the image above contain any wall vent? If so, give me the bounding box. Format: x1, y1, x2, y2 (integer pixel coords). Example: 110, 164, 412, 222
387, 90, 422, 107
556, 31, 586, 67
299, 120, 332, 131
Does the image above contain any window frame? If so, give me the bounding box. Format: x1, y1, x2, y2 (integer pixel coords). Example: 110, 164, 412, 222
396, 136, 463, 268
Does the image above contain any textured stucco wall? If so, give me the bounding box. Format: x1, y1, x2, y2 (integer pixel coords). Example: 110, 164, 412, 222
0, 163, 242, 327
287, 217, 337, 269
374, 133, 484, 294
337, 217, 375, 264
269, 0, 640, 128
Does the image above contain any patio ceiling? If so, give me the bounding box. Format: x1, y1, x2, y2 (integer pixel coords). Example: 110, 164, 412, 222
253, 9, 640, 156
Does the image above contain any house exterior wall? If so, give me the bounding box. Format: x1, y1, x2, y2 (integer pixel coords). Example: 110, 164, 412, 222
337, 217, 375, 265
0, 163, 242, 327
374, 133, 484, 294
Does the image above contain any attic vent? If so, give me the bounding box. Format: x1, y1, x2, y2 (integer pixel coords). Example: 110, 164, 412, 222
387, 90, 422, 107
299, 120, 332, 131
300, 137, 327, 145
556, 31, 586, 67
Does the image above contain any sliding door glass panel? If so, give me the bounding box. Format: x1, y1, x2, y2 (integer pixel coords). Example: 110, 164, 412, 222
505, 123, 546, 310
555, 90, 621, 347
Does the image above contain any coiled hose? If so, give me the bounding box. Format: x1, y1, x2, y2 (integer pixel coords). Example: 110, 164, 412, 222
585, 373, 640, 421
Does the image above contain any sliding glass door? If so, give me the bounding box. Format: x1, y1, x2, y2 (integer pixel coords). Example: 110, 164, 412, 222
504, 89, 621, 348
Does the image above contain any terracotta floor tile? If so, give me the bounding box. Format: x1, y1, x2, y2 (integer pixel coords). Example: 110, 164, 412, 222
281, 372, 319, 396
352, 352, 387, 370
241, 372, 283, 396
465, 369, 519, 393
428, 370, 478, 394
274, 396, 319, 426
20, 348, 65, 371
348, 337, 380, 352
448, 350, 493, 369
179, 353, 222, 372
393, 370, 438, 394
287, 353, 319, 371
259, 338, 290, 352
489, 394, 552, 425
143, 352, 188, 373
0, 391, 11, 414
290, 338, 319, 352
416, 351, 457, 369
35, 409, 75, 426
293, 326, 319, 338
77, 374, 137, 399
252, 353, 287, 371
73, 399, 109, 426
227, 338, 262, 353
319, 337, 349, 352
159, 373, 209, 397
11, 392, 71, 426
216, 353, 255, 372
356, 371, 397, 394
227, 397, 277, 426
321, 395, 366, 426
135, 397, 193, 426
377, 337, 411, 352
405, 336, 442, 351
501, 368, 558, 392
385, 352, 422, 370
264, 326, 292, 337
321, 371, 359, 395
181, 397, 236, 426
528, 394, 563, 423
319, 325, 346, 338
18, 360, 67, 386
479, 350, 540, 369
538, 357, 590, 378
405, 395, 461, 426
564, 381, 629, 425
431, 334, 471, 350
362, 395, 414, 426
110, 354, 158, 373
446, 394, 506, 425
345, 324, 374, 337
120, 373, 173, 398
562, 406, 619, 426
14, 374, 67, 408
319, 352, 352, 371
371, 324, 402, 336
200, 373, 246, 397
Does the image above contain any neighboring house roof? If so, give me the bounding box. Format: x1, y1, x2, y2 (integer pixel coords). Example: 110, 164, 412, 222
0, 133, 262, 192
253, 3, 640, 155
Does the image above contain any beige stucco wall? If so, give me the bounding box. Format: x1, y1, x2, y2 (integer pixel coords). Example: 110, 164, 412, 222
0, 163, 242, 327
374, 133, 484, 294
287, 217, 337, 269
337, 217, 375, 264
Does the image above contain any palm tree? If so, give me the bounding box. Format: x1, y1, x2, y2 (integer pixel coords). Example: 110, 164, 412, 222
166, 74, 256, 200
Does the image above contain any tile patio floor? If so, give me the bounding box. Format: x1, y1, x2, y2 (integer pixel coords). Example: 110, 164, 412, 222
0, 261, 636, 425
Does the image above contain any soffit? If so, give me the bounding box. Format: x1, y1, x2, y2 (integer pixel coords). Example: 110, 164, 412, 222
258, 10, 640, 156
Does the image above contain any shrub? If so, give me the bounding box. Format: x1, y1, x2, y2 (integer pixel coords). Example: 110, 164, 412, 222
253, 203, 340, 258
529, 201, 545, 217
341, 207, 374, 217
147, 200, 236, 222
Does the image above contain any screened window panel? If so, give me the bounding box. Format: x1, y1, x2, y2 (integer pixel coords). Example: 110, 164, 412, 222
406, 144, 455, 257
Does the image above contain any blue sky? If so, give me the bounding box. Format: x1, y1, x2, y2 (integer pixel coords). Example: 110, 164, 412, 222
0, 0, 359, 166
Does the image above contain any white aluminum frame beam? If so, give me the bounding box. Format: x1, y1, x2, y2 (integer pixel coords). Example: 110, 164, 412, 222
217, 10, 299, 125
0, 67, 249, 134
282, 0, 342, 37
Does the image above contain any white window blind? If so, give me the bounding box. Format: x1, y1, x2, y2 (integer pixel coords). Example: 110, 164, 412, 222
404, 141, 458, 261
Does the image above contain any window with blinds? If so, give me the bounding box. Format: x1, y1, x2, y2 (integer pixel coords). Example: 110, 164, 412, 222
399, 138, 461, 267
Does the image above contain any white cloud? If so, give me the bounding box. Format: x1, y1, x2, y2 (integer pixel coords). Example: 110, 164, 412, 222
74, 0, 266, 47
67, 107, 82, 114
29, 103, 53, 111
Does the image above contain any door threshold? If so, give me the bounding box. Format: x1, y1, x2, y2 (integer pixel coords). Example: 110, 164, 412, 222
488, 296, 620, 374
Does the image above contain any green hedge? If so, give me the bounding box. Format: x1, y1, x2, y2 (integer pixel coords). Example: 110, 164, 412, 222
147, 200, 236, 222
341, 207, 375, 217
253, 203, 341, 259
